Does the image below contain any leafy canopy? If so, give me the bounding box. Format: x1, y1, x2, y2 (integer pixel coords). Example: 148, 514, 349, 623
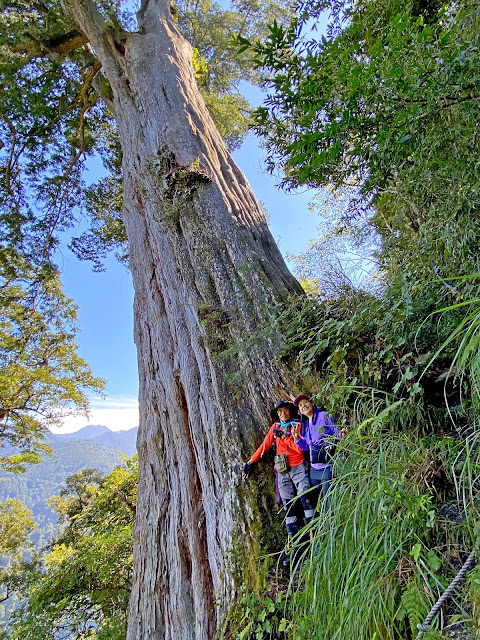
0, 498, 36, 559
0, 498, 36, 616
247, 0, 480, 289
7, 458, 138, 640
226, 2, 480, 637
0, 0, 296, 270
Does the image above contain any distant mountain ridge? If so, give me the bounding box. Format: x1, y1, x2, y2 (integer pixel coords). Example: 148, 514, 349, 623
55, 424, 138, 457
57, 424, 112, 439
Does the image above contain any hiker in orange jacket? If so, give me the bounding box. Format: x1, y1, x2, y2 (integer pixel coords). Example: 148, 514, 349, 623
243, 400, 315, 565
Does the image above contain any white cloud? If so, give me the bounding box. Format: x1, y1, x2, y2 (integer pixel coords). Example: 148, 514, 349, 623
52, 396, 139, 434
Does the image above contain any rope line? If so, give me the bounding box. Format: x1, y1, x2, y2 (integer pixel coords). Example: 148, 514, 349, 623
415, 547, 477, 639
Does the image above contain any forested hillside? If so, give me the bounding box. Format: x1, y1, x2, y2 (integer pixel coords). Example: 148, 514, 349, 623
1, 458, 138, 640
56, 425, 138, 457
0, 427, 137, 542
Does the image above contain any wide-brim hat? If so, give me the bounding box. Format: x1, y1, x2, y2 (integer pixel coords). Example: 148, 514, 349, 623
294, 394, 312, 407
270, 400, 298, 422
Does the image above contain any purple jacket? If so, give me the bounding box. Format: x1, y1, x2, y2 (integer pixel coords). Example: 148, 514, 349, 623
296, 406, 339, 469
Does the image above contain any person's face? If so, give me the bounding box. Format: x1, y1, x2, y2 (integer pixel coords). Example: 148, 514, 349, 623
298, 399, 314, 416
277, 406, 291, 422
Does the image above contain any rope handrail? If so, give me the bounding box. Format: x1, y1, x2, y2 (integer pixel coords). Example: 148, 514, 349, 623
416, 546, 477, 639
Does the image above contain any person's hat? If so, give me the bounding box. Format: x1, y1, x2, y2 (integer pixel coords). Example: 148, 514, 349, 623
270, 400, 298, 422
294, 394, 312, 407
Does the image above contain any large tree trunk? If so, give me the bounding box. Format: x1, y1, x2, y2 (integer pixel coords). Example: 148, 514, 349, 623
67, 1, 302, 637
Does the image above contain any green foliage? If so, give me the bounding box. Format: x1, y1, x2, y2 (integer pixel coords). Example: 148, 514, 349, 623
0, 499, 37, 626
3, 2, 480, 639
273, 288, 464, 431
251, 0, 480, 197
0, 499, 35, 558
0, 0, 103, 255
7, 458, 137, 639
246, 286, 480, 639
227, 281, 480, 640
176, 0, 296, 150
225, 591, 287, 640
0, 0, 296, 270
247, 0, 480, 324
281, 416, 478, 640
0, 248, 105, 472
425, 291, 480, 408
203, 91, 252, 151
467, 564, 480, 636
177, 0, 294, 92
398, 580, 429, 637
0, 244, 105, 622
223, 1, 480, 637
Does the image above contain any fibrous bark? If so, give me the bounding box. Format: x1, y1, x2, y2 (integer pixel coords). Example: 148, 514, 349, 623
64, 0, 302, 637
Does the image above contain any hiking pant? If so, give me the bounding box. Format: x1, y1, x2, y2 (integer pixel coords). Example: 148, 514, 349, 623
277, 463, 315, 527
310, 464, 332, 510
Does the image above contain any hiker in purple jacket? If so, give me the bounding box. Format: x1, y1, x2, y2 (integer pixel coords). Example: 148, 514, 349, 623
292, 395, 346, 510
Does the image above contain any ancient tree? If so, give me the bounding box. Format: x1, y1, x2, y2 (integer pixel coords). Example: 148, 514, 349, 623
1, 0, 301, 637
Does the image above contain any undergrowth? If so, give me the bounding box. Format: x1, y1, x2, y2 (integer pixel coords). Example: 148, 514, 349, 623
227, 284, 480, 640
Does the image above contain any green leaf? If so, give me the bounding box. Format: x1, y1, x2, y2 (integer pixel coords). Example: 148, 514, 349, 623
265, 597, 275, 613
426, 549, 441, 571
257, 609, 267, 622
410, 543, 422, 563
278, 618, 288, 632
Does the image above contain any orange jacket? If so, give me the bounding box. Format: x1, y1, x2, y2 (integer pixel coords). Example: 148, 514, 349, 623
250, 421, 305, 467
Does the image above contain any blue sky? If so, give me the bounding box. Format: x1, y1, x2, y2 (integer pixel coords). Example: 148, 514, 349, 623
55, 133, 320, 433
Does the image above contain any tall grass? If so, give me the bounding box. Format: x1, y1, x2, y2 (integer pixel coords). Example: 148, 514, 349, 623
288, 432, 442, 639
287, 289, 480, 639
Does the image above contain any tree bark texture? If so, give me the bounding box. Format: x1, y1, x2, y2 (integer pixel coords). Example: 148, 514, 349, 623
66, 1, 302, 638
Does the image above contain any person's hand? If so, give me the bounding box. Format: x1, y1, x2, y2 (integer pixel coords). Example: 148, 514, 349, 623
243, 461, 254, 480
291, 423, 300, 441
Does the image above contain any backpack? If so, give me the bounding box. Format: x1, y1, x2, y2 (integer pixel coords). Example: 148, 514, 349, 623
310, 440, 336, 464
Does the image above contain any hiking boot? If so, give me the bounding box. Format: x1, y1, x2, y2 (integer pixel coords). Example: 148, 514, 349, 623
283, 521, 300, 567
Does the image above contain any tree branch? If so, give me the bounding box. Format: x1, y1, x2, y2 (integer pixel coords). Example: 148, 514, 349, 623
12, 30, 89, 61
61, 0, 126, 81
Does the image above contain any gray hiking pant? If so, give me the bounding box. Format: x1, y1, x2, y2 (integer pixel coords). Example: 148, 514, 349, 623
277, 463, 315, 525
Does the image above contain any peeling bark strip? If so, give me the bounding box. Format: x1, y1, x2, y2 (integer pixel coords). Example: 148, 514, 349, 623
64, 0, 302, 638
